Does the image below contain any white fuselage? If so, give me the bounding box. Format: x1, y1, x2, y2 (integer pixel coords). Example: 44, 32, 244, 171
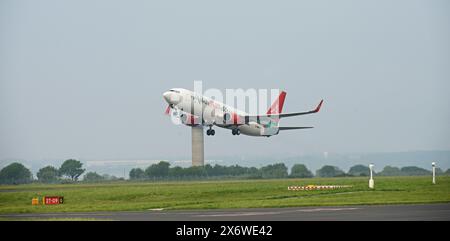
163, 88, 279, 136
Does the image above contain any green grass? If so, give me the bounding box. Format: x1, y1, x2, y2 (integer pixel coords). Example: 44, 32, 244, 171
0, 176, 449, 214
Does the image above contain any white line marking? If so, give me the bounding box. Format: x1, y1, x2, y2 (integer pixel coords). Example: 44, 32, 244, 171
196, 211, 282, 217
148, 208, 164, 211
294, 208, 360, 212
195, 207, 361, 217
0, 207, 362, 218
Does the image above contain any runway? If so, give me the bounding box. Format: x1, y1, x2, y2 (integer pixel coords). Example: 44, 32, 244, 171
2, 203, 450, 221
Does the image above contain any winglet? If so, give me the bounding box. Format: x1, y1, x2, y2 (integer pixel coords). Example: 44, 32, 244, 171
313, 99, 323, 113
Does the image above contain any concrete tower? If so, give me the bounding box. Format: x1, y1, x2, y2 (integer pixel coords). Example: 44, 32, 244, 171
191, 126, 204, 166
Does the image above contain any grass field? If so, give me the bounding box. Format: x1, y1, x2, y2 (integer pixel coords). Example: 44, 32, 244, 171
0, 176, 449, 214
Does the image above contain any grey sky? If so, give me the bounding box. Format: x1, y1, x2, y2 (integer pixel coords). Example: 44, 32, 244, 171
1, 0, 449, 162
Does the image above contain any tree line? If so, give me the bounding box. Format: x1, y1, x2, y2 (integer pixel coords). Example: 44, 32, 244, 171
0, 159, 86, 184
129, 162, 297, 180
128, 162, 449, 180
1, 160, 449, 185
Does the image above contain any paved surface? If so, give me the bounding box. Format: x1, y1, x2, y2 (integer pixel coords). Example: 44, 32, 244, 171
2, 203, 449, 221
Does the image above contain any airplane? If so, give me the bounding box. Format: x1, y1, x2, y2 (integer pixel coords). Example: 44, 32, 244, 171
163, 88, 323, 137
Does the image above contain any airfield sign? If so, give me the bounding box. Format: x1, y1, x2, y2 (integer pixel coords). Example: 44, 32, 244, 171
43, 196, 64, 205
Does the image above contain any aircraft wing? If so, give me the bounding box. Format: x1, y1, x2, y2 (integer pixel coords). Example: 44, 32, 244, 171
246, 99, 323, 119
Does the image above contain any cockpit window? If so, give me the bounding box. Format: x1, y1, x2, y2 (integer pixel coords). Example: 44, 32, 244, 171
169, 89, 180, 93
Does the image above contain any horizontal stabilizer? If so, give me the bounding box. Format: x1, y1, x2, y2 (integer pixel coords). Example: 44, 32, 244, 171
279, 127, 314, 130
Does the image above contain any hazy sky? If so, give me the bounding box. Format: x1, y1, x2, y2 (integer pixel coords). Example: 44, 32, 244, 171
1, 0, 449, 161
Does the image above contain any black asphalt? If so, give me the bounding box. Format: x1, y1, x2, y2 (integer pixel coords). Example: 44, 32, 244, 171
2, 203, 449, 221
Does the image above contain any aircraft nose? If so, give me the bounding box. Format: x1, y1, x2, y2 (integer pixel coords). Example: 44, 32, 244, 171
163, 91, 172, 103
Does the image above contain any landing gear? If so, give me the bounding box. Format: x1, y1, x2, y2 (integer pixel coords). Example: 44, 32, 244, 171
232, 128, 240, 135
206, 126, 215, 136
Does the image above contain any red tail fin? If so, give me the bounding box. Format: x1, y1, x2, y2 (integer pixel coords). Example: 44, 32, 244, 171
267, 91, 286, 114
